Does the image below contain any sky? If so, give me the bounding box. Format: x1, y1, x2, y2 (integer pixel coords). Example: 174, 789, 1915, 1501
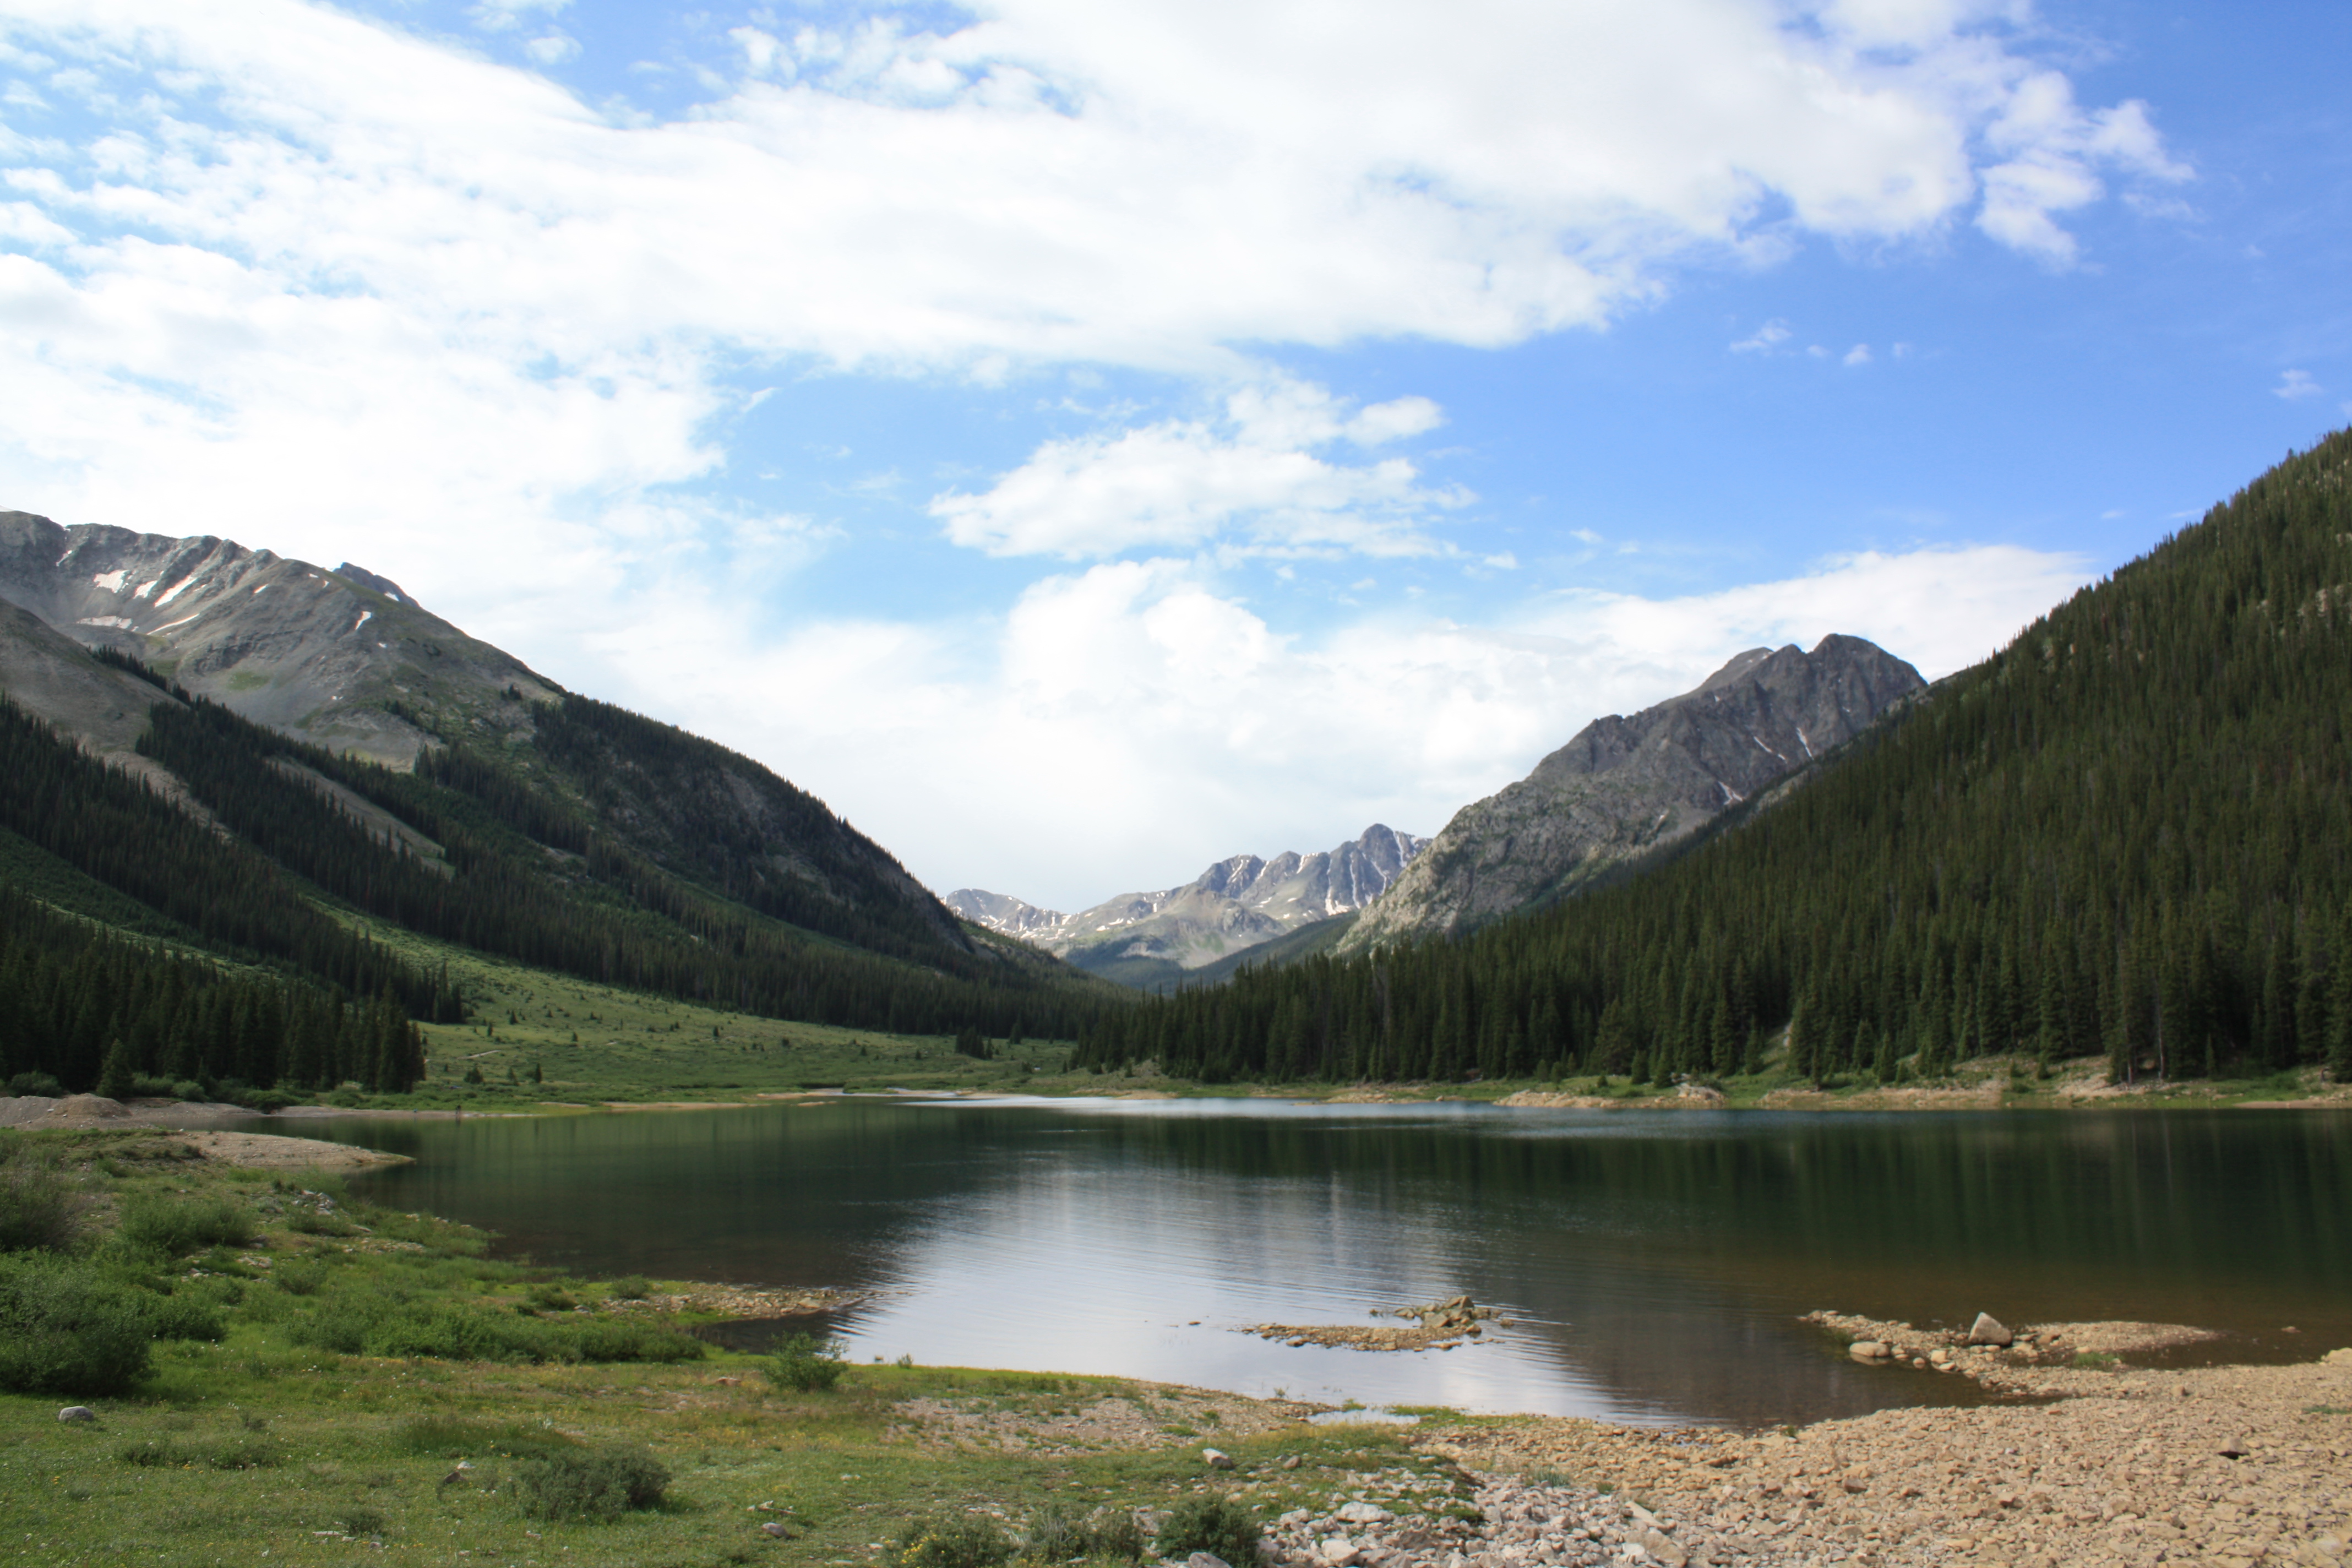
0, 1, 2346, 911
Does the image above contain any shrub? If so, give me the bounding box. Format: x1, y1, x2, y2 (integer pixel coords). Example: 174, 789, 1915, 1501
290, 1285, 704, 1365
0, 1142, 90, 1252
894, 1515, 1013, 1568
115, 1195, 255, 1257
1026, 1505, 1145, 1564
141, 1288, 228, 1343
510, 1444, 669, 1522
1155, 1496, 1261, 1566
391, 1416, 582, 1462
555, 1316, 706, 1364
0, 1254, 154, 1396
117, 1435, 283, 1469
610, 1275, 652, 1300
272, 1259, 330, 1297
3, 1072, 64, 1098
766, 1332, 846, 1392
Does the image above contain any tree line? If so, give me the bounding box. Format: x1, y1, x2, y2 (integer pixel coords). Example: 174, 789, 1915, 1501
0, 887, 424, 1095
1075, 431, 2352, 1086
133, 692, 1110, 1043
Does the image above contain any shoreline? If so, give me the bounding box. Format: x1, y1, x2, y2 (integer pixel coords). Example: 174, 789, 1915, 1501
3, 1121, 2344, 1565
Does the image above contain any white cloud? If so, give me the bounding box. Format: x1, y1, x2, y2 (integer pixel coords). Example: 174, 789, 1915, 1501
522, 34, 579, 67
1843, 343, 1872, 366
2274, 369, 2323, 400
0, 0, 2184, 585
1976, 75, 2190, 266
930, 377, 1467, 560
608, 542, 2090, 907
471, 0, 569, 33
1732, 319, 1794, 353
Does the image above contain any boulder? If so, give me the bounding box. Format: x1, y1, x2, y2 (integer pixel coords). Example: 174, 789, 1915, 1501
1968, 1313, 2015, 1347
1319, 1536, 1360, 1566
1849, 1341, 1889, 1362
57, 1406, 96, 1423
1202, 1447, 1234, 1471
1335, 1502, 1393, 1525
1186, 1555, 1233, 1568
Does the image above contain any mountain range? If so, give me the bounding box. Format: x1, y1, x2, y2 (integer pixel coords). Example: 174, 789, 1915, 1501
1073, 433, 2352, 1086
0, 511, 1121, 1100
947, 824, 1425, 990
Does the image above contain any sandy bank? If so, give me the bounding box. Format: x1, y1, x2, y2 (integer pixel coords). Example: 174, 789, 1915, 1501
0, 1095, 406, 1168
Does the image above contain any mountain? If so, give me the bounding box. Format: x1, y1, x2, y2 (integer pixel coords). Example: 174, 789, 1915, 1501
0, 510, 1124, 1098
1339, 635, 1924, 952
1075, 432, 2352, 1087
948, 824, 1425, 989
0, 511, 555, 767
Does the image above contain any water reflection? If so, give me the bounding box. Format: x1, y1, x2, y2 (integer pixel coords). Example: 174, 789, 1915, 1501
270, 1098, 2351, 1428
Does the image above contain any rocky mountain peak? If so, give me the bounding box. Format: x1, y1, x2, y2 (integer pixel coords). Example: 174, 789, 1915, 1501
946, 821, 1429, 987
1340, 635, 1923, 951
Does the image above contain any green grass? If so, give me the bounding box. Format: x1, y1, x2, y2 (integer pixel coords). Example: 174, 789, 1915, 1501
0, 1129, 1457, 1567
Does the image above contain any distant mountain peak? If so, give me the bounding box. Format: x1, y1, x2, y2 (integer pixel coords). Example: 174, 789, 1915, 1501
1341, 635, 1923, 951
947, 822, 1428, 987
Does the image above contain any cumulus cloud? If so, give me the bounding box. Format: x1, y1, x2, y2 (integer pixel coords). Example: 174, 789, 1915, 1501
0, 1, 2185, 579
611, 542, 2092, 907
2274, 369, 2323, 400
1732, 320, 1794, 354
930, 378, 1464, 560
1976, 75, 2190, 266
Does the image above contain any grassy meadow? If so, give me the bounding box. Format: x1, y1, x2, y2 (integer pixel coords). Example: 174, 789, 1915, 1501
0, 1128, 1473, 1568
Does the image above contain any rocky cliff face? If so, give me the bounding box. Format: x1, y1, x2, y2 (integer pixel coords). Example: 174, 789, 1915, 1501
948, 823, 1426, 977
0, 511, 556, 767
1338, 635, 1924, 951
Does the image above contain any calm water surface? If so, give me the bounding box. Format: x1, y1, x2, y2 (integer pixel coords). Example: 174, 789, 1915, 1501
275, 1098, 2351, 1429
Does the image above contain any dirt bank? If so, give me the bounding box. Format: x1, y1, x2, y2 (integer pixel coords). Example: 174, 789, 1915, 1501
1, 1097, 406, 1168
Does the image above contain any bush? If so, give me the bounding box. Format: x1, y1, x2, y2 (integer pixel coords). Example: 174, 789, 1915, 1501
510, 1444, 669, 1522
1026, 1505, 1145, 1564
3, 1072, 64, 1098
1155, 1496, 1261, 1566
766, 1332, 847, 1392
290, 1284, 705, 1365
894, 1515, 1013, 1568
0, 1254, 154, 1395
391, 1416, 582, 1462
115, 1195, 255, 1257
610, 1275, 651, 1300
117, 1435, 283, 1469
0, 1141, 90, 1252
141, 1288, 229, 1343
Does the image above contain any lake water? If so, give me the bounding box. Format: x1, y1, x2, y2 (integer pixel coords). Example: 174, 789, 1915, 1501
276, 1097, 2352, 1430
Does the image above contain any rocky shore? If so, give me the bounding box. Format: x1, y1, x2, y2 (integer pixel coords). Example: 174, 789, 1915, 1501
1283, 1344, 2352, 1568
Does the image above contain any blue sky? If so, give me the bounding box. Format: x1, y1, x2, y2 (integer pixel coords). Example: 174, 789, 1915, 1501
0, 0, 2346, 908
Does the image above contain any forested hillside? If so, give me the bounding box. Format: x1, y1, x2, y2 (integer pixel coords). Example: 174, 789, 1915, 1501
0, 671, 1119, 1096
1076, 432, 2352, 1085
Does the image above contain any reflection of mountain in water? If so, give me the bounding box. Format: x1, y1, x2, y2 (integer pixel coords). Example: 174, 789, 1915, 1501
320, 1102, 2352, 1427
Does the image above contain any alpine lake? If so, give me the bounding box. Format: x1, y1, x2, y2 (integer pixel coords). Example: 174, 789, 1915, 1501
273, 1097, 2352, 1430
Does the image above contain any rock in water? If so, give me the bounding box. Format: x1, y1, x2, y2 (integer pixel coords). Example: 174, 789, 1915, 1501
1968, 1312, 2015, 1347
1849, 1340, 1889, 1362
